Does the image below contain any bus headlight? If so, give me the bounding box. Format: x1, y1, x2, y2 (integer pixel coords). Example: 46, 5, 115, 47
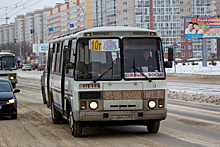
148, 100, 156, 109
10, 76, 14, 80
6, 99, 15, 104
89, 101, 98, 110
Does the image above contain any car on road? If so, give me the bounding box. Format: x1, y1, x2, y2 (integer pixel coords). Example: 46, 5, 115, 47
37, 64, 46, 71
30, 64, 36, 70
22, 64, 32, 71
0, 79, 20, 119
41, 69, 47, 104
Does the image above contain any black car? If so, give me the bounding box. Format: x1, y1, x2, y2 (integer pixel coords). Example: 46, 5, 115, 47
0, 79, 20, 119
41, 69, 47, 104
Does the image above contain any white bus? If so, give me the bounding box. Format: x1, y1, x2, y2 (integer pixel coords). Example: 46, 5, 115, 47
0, 52, 17, 88
44, 27, 173, 136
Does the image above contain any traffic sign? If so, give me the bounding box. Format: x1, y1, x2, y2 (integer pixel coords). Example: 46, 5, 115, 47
49, 28, 53, 32
70, 24, 74, 28
30, 29, 34, 34
172, 42, 178, 48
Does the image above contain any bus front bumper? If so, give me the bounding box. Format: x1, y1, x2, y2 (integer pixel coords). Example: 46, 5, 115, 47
78, 109, 167, 122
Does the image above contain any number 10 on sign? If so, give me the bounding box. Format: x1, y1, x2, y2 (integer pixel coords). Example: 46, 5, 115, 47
91, 40, 102, 51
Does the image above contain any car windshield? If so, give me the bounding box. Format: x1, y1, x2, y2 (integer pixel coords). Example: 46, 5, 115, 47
0, 81, 12, 92
0, 56, 16, 70
123, 38, 165, 79
75, 38, 121, 81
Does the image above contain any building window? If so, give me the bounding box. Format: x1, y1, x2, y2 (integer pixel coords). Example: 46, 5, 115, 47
187, 1, 190, 4
187, 8, 190, 12
174, 53, 178, 57
188, 39, 191, 42
124, 24, 128, 26
181, 38, 184, 42
181, 45, 185, 49
124, 17, 128, 21
123, 2, 127, 5
181, 31, 184, 34
188, 52, 192, 57
180, 8, 183, 12
180, 1, 183, 4
181, 53, 185, 57
123, 9, 128, 13
180, 16, 184, 19
188, 45, 191, 49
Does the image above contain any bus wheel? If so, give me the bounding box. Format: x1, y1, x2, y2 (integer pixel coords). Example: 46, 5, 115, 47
147, 120, 160, 133
12, 83, 16, 88
69, 111, 82, 137
51, 101, 62, 124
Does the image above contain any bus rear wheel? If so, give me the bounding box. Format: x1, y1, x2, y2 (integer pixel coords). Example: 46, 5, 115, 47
147, 120, 160, 133
69, 111, 82, 137
51, 101, 62, 124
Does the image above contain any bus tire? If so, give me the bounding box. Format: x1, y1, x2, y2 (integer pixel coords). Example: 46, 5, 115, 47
51, 101, 62, 124
69, 111, 82, 137
147, 120, 160, 133
12, 83, 16, 88
42, 88, 47, 104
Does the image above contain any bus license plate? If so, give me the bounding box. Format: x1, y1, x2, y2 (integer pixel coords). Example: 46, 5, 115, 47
113, 115, 134, 120
0, 105, 2, 109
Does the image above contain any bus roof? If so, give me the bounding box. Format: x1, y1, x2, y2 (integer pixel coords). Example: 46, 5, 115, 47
0, 52, 15, 57
50, 26, 160, 43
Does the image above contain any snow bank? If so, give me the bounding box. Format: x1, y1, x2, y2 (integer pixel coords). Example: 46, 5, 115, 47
168, 90, 220, 105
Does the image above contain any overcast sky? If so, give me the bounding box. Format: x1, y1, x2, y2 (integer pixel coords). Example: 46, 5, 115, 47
0, 0, 68, 25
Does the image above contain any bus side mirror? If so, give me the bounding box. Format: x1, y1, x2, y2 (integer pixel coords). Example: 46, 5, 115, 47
64, 48, 71, 63
168, 47, 173, 61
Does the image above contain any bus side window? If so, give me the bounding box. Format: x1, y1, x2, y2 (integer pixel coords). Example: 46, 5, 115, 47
51, 44, 56, 72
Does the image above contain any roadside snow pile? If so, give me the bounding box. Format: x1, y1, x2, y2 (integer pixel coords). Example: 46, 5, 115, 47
166, 61, 220, 75
168, 90, 220, 105
18, 76, 41, 81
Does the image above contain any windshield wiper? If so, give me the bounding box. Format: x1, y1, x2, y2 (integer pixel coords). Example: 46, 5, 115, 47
94, 66, 112, 83
132, 57, 152, 82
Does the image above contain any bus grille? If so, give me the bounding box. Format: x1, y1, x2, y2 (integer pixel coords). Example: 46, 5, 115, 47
103, 90, 165, 100
79, 92, 102, 99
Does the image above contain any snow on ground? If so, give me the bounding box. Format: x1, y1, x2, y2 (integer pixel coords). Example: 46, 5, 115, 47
166, 61, 220, 75
17, 62, 220, 106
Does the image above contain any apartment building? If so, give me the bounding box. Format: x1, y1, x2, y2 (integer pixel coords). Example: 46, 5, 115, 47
34, 10, 43, 44
25, 12, 34, 44
0, 23, 15, 45
92, 0, 217, 60
47, 0, 93, 41
14, 15, 25, 43
43, 7, 52, 43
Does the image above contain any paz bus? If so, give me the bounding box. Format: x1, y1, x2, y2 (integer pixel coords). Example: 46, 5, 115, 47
0, 52, 17, 88
44, 26, 173, 137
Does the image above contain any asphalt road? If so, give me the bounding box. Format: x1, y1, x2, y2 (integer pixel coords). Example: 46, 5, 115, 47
0, 77, 219, 147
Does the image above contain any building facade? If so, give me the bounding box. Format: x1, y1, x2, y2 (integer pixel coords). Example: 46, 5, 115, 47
47, 0, 93, 41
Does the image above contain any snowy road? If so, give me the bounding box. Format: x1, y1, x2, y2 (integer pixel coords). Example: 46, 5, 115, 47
1, 79, 218, 147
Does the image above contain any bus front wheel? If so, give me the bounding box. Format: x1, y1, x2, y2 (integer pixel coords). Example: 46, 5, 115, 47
12, 83, 16, 88
147, 120, 160, 133
51, 101, 62, 124
69, 111, 82, 137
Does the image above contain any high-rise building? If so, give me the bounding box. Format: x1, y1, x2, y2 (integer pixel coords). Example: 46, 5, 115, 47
43, 7, 52, 43
34, 10, 43, 44
15, 15, 25, 43
47, 0, 93, 41
25, 12, 34, 44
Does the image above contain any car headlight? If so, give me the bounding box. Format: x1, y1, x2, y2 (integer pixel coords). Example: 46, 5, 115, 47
89, 101, 98, 110
148, 100, 156, 109
6, 99, 15, 104
10, 76, 14, 80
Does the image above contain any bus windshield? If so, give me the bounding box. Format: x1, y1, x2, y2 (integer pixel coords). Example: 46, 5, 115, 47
123, 38, 165, 79
75, 38, 121, 80
0, 56, 15, 70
